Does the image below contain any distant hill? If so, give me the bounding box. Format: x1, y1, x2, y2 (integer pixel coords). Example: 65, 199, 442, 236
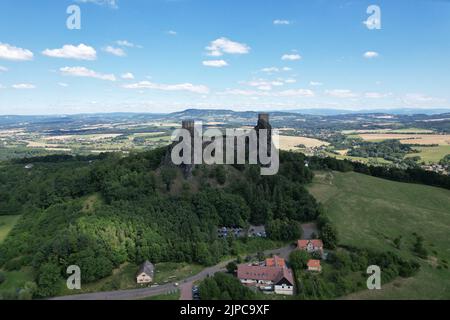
285, 108, 450, 116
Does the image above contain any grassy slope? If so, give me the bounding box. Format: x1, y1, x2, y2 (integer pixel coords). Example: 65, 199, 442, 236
0, 215, 21, 244
308, 171, 450, 299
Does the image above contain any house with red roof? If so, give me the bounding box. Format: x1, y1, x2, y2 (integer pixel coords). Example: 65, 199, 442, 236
265, 255, 286, 268
237, 256, 295, 295
307, 259, 322, 272
297, 239, 324, 254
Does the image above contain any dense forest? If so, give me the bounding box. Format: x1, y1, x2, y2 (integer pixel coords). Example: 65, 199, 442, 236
0, 148, 322, 298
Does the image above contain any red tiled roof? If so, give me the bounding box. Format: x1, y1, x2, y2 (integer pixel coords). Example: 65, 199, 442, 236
297, 240, 309, 249
274, 267, 294, 286
237, 264, 282, 282
307, 259, 321, 268
237, 264, 294, 286
265, 255, 286, 267
310, 239, 323, 248
297, 239, 323, 249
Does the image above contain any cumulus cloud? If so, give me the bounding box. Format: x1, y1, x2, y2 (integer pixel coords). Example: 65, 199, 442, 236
123, 81, 209, 94
221, 88, 314, 98
363, 51, 379, 59
42, 44, 97, 60
0, 43, 33, 61
206, 37, 250, 56
121, 72, 135, 80
326, 89, 358, 98
309, 81, 323, 86
167, 30, 177, 36
103, 46, 126, 57
60, 66, 116, 81
273, 19, 292, 25
278, 89, 314, 97
202, 60, 228, 67
364, 92, 391, 99
260, 66, 292, 73
12, 83, 36, 89
281, 53, 301, 61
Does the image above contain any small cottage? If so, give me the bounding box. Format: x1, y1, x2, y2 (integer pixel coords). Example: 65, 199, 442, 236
307, 259, 322, 272
136, 261, 155, 284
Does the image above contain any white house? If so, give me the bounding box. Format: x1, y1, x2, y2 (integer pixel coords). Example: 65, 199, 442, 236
136, 260, 155, 284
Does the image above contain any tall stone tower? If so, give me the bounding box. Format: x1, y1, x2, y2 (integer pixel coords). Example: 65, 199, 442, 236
182, 120, 195, 137
255, 113, 272, 157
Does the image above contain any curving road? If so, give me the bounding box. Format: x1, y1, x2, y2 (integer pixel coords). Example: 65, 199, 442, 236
50, 244, 295, 301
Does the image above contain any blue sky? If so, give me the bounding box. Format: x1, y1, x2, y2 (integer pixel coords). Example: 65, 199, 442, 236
0, 0, 449, 115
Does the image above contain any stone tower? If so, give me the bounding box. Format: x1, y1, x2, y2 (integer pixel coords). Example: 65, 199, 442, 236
255, 113, 272, 156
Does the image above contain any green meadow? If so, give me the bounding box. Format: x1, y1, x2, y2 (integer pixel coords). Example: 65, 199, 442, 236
308, 171, 450, 299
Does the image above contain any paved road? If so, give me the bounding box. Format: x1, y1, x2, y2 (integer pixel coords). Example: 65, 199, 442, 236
51, 244, 295, 301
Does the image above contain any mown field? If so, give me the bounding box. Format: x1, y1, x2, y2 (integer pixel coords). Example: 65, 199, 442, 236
308, 171, 450, 299
0, 215, 21, 244
406, 145, 450, 163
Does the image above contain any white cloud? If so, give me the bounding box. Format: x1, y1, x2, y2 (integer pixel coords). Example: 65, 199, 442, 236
12, 83, 36, 89
326, 89, 358, 98
310, 81, 323, 86
403, 93, 444, 103
42, 44, 97, 60
76, 0, 118, 9
363, 51, 379, 59
365, 92, 391, 99
260, 66, 292, 73
202, 60, 228, 67
221, 88, 314, 98
116, 40, 134, 47
206, 37, 250, 56
282, 54, 301, 61
285, 79, 297, 84
278, 89, 314, 97
0, 84, 6, 89
103, 46, 126, 57
123, 81, 209, 94
58, 82, 69, 87
261, 67, 280, 73
0, 43, 33, 61
60, 66, 116, 81
167, 30, 177, 36
273, 19, 292, 25
0, 66, 8, 72
121, 72, 135, 80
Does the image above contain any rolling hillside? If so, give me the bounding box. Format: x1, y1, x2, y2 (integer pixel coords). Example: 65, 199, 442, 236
308, 171, 450, 299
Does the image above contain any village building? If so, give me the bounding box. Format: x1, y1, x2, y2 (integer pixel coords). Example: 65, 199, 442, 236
297, 239, 324, 254
307, 259, 322, 272
136, 260, 155, 284
237, 256, 294, 295
265, 255, 286, 268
